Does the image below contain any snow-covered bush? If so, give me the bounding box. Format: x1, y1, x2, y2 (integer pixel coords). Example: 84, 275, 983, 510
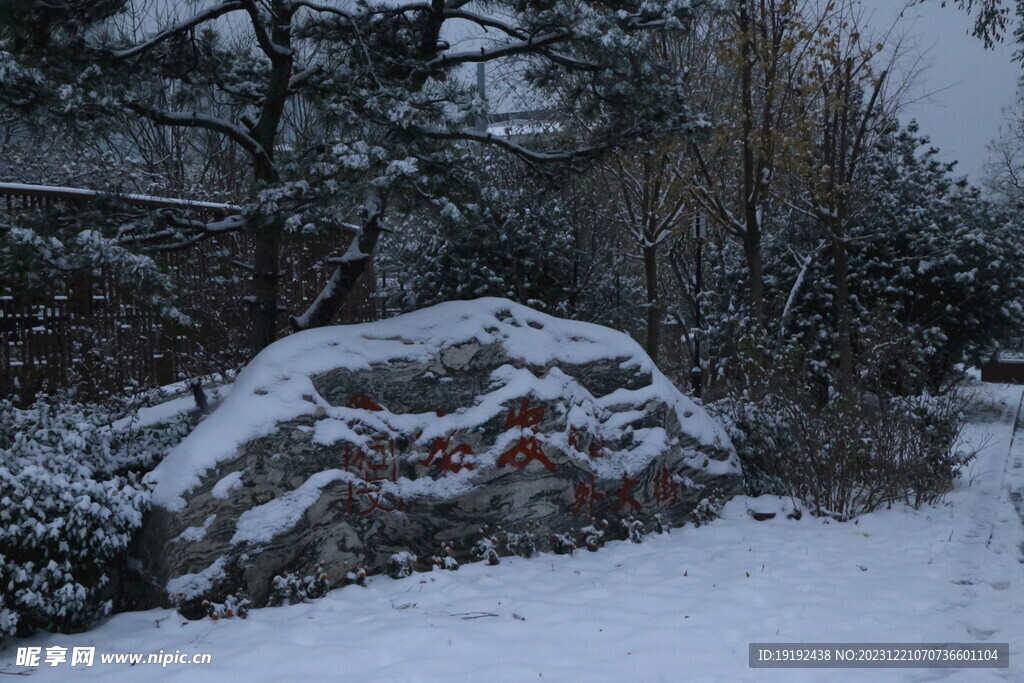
268, 564, 330, 606
385, 552, 418, 580
0, 393, 190, 639
344, 567, 368, 587
202, 592, 250, 621
581, 520, 608, 551
473, 528, 501, 566
621, 517, 644, 543
689, 495, 724, 528
550, 532, 577, 555
430, 543, 459, 571
506, 530, 538, 559
713, 382, 970, 519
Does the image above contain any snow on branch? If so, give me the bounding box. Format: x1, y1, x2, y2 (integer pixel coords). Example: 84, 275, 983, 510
288, 0, 354, 19
107, 2, 246, 60
427, 30, 572, 67
417, 127, 602, 165
124, 103, 275, 174
288, 66, 321, 92
291, 205, 384, 331
0, 182, 240, 212
777, 241, 826, 342
116, 213, 249, 252
240, 0, 293, 62
442, 10, 528, 39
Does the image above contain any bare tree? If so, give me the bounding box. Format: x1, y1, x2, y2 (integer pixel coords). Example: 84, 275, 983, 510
985, 81, 1024, 205
602, 144, 690, 364
686, 0, 828, 330
794, 3, 912, 396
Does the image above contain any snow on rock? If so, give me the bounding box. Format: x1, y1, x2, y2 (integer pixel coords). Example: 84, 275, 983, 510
211, 471, 243, 499
230, 469, 357, 545
172, 515, 217, 544
135, 299, 739, 614
164, 557, 227, 601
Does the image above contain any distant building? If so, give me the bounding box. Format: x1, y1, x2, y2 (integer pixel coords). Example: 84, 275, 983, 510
484, 109, 561, 145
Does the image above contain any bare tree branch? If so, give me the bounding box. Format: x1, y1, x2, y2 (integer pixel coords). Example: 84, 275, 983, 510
107, 2, 246, 60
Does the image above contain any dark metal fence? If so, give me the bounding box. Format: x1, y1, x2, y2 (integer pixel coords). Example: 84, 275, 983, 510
0, 184, 377, 402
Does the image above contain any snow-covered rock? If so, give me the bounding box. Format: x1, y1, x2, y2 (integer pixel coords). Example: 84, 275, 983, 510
134, 299, 740, 614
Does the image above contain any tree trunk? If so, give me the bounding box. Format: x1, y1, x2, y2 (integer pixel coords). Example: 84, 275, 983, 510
247, 2, 294, 355
738, 2, 765, 331
644, 244, 661, 364
291, 211, 383, 331
251, 227, 281, 356
831, 231, 854, 397
743, 230, 765, 329
691, 232, 703, 397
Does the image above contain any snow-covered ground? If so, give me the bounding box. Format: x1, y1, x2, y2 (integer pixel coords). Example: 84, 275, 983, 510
2, 383, 1023, 681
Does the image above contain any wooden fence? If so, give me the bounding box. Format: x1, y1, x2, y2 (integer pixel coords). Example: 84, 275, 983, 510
0, 184, 377, 402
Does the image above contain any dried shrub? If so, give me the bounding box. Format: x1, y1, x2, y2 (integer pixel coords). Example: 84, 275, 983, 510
714, 382, 971, 520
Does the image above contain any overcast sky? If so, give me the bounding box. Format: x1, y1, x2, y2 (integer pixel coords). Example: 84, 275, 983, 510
862, 0, 1020, 182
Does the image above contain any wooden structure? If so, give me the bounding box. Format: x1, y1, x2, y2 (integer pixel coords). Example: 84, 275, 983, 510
0, 183, 377, 402
981, 358, 1024, 384
0, 182, 240, 214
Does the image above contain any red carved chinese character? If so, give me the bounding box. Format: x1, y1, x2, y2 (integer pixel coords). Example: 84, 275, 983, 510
364, 433, 396, 479
498, 398, 555, 471
498, 436, 554, 471
615, 474, 641, 513
342, 441, 365, 473
653, 467, 679, 505
343, 437, 396, 481
419, 434, 474, 473
343, 434, 402, 514
570, 475, 606, 516
358, 489, 399, 516
347, 393, 384, 411
345, 481, 405, 516
504, 398, 544, 430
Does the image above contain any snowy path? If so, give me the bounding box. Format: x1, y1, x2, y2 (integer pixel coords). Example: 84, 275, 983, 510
1003, 393, 1024, 558
2, 385, 1023, 682
933, 383, 1024, 659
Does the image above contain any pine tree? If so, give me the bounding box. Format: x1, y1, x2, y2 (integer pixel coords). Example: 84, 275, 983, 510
0, 0, 718, 353
778, 123, 1024, 394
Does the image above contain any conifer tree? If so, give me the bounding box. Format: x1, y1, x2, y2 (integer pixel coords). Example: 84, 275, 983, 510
0, 0, 718, 352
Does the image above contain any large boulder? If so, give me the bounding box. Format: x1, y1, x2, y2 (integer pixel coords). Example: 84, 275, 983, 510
134, 299, 740, 614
